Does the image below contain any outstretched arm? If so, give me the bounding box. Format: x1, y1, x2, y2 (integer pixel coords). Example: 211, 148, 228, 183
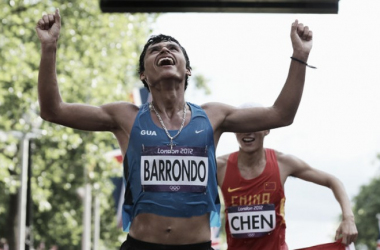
36, 9, 135, 132
205, 20, 313, 135
278, 152, 358, 245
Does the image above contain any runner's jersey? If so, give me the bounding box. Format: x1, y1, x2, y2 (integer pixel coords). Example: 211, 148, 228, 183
122, 102, 221, 231
221, 148, 287, 250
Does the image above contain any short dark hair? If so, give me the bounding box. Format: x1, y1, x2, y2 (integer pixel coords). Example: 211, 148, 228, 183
138, 34, 192, 91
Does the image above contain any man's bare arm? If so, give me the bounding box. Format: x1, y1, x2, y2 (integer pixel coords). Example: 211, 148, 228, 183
278, 152, 358, 245
36, 9, 136, 132
205, 20, 313, 134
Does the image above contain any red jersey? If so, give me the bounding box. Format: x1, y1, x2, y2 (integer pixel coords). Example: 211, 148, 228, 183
295, 240, 347, 250
221, 148, 288, 250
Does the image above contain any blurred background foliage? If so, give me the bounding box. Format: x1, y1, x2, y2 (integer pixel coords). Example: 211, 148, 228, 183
0, 0, 157, 248
352, 176, 380, 250
2, 0, 378, 249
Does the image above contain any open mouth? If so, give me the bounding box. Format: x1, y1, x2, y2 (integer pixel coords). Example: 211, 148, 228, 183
242, 137, 255, 143
157, 57, 175, 66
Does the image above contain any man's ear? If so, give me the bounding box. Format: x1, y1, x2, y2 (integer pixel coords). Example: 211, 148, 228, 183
186, 68, 192, 76
140, 73, 146, 81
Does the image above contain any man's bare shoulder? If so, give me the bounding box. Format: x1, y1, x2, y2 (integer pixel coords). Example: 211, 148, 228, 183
274, 149, 299, 164
201, 102, 234, 111
274, 149, 299, 180
101, 101, 140, 116
216, 153, 230, 168
102, 101, 139, 109
98, 101, 140, 133
274, 149, 308, 177
201, 102, 236, 132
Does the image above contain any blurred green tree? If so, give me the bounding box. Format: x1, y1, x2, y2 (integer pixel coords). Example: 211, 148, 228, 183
352, 172, 380, 250
0, 0, 156, 249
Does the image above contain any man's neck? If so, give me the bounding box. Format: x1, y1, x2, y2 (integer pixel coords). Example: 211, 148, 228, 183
238, 147, 266, 170
150, 82, 186, 117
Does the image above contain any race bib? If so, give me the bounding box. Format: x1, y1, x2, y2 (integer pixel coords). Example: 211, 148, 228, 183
141, 146, 208, 192
227, 204, 276, 238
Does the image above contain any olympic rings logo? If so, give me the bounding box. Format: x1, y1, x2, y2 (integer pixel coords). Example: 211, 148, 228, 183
169, 186, 181, 191
248, 233, 256, 237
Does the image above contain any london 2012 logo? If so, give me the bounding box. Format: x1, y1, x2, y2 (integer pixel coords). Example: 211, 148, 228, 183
169, 186, 181, 191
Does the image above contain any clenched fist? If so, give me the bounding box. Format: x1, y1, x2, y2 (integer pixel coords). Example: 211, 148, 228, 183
290, 20, 313, 59
36, 8, 61, 44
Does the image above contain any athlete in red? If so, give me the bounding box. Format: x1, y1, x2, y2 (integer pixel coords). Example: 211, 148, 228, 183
217, 104, 358, 250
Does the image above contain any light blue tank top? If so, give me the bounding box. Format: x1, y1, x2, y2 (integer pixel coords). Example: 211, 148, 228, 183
122, 102, 221, 231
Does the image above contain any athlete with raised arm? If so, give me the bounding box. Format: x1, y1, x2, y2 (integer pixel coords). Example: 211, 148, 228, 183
36, 9, 313, 250
217, 103, 358, 250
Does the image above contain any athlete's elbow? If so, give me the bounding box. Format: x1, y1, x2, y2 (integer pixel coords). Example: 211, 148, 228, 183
329, 176, 344, 189
277, 116, 294, 128
283, 117, 294, 126
271, 107, 295, 127
39, 101, 65, 123
39, 109, 60, 123
40, 112, 54, 123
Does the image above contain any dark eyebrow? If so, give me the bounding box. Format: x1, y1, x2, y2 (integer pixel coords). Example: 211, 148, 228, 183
147, 44, 161, 52
147, 42, 180, 53
167, 43, 180, 50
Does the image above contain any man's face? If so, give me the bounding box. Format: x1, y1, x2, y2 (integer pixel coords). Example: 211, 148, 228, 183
140, 41, 191, 88
235, 130, 269, 153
